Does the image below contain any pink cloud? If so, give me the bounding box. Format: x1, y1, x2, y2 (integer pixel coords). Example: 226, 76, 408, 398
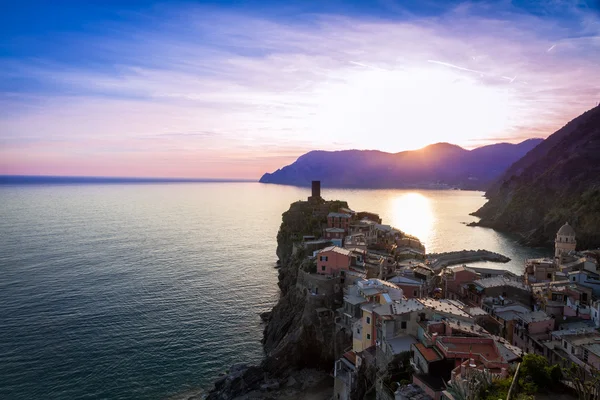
1, 3, 599, 177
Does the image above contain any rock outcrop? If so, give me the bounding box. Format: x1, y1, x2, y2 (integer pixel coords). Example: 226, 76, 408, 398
472, 105, 600, 248
207, 199, 351, 399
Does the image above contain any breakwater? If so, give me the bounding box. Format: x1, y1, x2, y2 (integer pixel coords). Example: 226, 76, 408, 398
427, 249, 510, 271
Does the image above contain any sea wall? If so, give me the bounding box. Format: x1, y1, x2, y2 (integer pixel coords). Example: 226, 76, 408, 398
427, 249, 510, 271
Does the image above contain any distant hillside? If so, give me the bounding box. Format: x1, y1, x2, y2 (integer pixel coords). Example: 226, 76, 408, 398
259, 139, 543, 190
472, 105, 600, 248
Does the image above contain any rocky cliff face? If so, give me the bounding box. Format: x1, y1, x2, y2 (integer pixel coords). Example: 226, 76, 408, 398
473, 105, 600, 248
207, 200, 351, 399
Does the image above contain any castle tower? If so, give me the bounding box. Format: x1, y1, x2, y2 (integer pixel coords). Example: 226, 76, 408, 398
308, 180, 322, 203
555, 222, 577, 258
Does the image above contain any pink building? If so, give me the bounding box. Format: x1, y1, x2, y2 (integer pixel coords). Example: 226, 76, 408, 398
512, 311, 555, 354
442, 265, 479, 299
327, 212, 351, 231
317, 246, 352, 276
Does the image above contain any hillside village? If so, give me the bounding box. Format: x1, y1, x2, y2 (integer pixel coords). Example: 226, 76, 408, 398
289, 182, 600, 400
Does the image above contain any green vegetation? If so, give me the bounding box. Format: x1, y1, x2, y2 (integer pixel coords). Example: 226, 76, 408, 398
517, 354, 561, 394
562, 362, 600, 400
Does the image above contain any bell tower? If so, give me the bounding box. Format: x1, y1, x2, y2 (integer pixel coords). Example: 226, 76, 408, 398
555, 222, 577, 258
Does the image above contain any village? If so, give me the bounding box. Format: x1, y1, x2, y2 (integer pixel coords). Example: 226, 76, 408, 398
292, 182, 600, 400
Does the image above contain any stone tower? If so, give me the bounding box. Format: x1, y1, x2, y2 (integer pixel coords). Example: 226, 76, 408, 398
555, 222, 577, 258
308, 180, 322, 203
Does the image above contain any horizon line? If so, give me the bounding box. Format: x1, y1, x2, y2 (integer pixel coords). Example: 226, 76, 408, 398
0, 175, 259, 184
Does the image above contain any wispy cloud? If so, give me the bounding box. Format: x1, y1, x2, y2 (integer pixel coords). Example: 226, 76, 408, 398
1, 1, 599, 177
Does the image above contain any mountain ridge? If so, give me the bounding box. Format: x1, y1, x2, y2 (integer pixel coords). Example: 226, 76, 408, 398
472, 105, 600, 248
260, 139, 543, 190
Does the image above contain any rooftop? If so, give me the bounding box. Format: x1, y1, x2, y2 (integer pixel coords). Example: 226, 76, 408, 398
445, 265, 476, 274
583, 343, 600, 357
387, 335, 418, 355
474, 276, 529, 291
328, 212, 352, 218
325, 227, 346, 233
417, 298, 471, 319
414, 343, 442, 362
437, 337, 502, 362
389, 275, 423, 286
318, 246, 352, 256
391, 299, 426, 315
518, 310, 553, 323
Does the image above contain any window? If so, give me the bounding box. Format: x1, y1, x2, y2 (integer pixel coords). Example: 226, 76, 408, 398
401, 321, 407, 329
321, 266, 325, 271
547, 273, 552, 279
571, 347, 575, 355
584, 349, 589, 363
367, 333, 371, 340
357, 328, 360, 334
564, 341, 568, 349
573, 277, 576, 282
366, 317, 371, 324
414, 290, 418, 297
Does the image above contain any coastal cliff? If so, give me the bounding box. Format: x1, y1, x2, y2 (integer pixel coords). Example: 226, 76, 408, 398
471, 105, 600, 248
207, 199, 351, 399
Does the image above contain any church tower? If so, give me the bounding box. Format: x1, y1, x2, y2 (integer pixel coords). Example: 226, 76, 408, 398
555, 222, 577, 258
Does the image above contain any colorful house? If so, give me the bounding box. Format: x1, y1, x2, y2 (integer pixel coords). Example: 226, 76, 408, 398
316, 246, 352, 276
327, 212, 351, 232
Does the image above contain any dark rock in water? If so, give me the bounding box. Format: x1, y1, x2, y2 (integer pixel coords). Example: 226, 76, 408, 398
259, 311, 272, 322
207, 365, 264, 400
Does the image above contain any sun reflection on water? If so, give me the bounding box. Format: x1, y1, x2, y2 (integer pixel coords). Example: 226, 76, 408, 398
391, 192, 435, 249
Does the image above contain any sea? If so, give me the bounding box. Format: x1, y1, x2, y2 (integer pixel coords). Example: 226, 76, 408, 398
0, 182, 550, 400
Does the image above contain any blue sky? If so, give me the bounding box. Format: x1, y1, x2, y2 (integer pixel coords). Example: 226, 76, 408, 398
1, 0, 599, 178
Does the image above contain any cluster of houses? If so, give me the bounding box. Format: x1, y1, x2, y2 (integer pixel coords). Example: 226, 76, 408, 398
295, 184, 600, 400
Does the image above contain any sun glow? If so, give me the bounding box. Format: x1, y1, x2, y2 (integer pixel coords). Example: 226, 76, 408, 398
305, 67, 517, 152
391, 192, 435, 247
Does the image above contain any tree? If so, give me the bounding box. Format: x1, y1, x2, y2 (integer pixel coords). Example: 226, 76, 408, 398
518, 354, 554, 392
562, 362, 600, 400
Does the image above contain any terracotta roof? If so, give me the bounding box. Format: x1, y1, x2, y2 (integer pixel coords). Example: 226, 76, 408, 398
343, 351, 356, 365
414, 343, 442, 362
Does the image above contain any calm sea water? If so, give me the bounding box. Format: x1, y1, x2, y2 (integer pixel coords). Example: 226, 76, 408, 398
0, 183, 549, 400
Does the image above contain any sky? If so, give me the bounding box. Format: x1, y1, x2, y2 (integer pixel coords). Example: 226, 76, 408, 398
1, 0, 599, 179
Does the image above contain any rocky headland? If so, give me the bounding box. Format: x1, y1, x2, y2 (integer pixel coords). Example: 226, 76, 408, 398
206, 199, 352, 400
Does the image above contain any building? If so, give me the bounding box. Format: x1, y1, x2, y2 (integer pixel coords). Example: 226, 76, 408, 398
324, 227, 345, 247
592, 300, 600, 328
328, 212, 352, 232
411, 336, 511, 400
356, 211, 382, 224
308, 180, 322, 203
525, 258, 558, 283
441, 265, 479, 300
352, 280, 405, 352
388, 275, 424, 298
461, 277, 531, 307
349, 219, 377, 245
344, 233, 367, 252
512, 310, 555, 355
546, 329, 600, 373
567, 269, 600, 297
555, 222, 577, 258
334, 351, 359, 400
316, 246, 352, 276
